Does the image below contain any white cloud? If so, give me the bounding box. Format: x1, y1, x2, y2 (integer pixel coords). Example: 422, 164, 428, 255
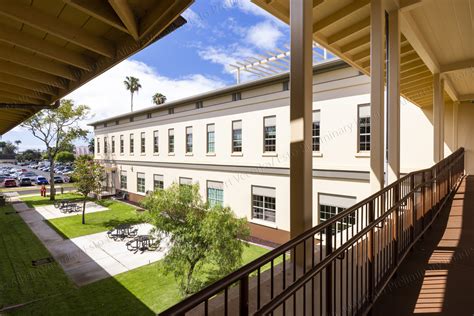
182, 8, 206, 28
245, 21, 283, 50
223, 0, 283, 22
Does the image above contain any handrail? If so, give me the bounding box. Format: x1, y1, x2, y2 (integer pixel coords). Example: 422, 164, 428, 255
161, 147, 465, 316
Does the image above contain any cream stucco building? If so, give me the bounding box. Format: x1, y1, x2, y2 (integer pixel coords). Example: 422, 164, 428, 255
91, 60, 453, 244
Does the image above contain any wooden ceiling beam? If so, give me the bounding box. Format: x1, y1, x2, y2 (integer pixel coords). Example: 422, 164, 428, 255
108, 0, 139, 40
440, 59, 474, 74
62, 0, 128, 33
0, 25, 92, 71
400, 60, 426, 73
0, 73, 58, 96
0, 83, 51, 102
340, 34, 370, 53
0, 44, 77, 81
0, 60, 68, 89
327, 17, 370, 44
0, 103, 50, 110
0, 91, 45, 105
313, 0, 325, 8
140, 0, 189, 40
313, 0, 370, 33
0, 2, 115, 57
459, 94, 474, 102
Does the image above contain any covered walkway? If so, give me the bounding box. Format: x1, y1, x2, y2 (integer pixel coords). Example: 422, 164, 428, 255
373, 176, 474, 315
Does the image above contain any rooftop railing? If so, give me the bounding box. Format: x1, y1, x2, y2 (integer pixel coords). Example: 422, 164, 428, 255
161, 148, 465, 316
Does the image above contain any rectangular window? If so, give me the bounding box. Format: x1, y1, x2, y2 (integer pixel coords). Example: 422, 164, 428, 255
137, 172, 145, 193
147, 113, 152, 119
232, 120, 242, 153
153, 130, 159, 153
319, 194, 356, 234
129, 134, 134, 154
196, 101, 203, 109
115, 120, 119, 125
111, 136, 115, 153
252, 186, 276, 223
263, 116, 276, 152
358, 104, 371, 152
120, 135, 124, 154
232, 92, 241, 101
207, 124, 215, 154
97, 138, 100, 154
153, 174, 164, 190
312, 110, 320, 152
179, 177, 192, 186
186, 126, 193, 153
168, 108, 174, 115
140, 132, 146, 154
104, 137, 108, 154
120, 171, 127, 190
130, 117, 134, 122
207, 181, 223, 207
168, 129, 174, 153
283, 81, 289, 91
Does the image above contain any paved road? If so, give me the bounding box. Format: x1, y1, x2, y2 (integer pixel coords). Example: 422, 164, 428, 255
1, 163, 73, 191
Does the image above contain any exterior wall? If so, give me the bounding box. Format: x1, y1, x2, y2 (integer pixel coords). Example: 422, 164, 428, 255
92, 62, 447, 244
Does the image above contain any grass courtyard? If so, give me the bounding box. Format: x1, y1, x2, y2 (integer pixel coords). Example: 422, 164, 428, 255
0, 197, 273, 314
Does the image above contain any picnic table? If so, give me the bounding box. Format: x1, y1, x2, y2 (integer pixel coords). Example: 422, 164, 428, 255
107, 224, 138, 241
126, 235, 154, 253
54, 200, 81, 214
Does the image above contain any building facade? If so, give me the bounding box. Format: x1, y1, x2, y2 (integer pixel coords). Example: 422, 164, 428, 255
91, 60, 445, 244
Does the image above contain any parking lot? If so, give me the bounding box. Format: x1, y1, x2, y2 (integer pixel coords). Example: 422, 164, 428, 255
0, 163, 73, 191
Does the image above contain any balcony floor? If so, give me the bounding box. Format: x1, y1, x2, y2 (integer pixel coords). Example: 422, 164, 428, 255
372, 175, 474, 315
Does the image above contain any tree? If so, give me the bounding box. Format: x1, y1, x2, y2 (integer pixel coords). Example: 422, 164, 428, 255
141, 183, 249, 296
14, 140, 21, 151
152, 92, 167, 106
21, 99, 90, 200
0, 141, 18, 155
16, 149, 42, 162
55, 151, 75, 164
72, 156, 104, 224
123, 76, 141, 112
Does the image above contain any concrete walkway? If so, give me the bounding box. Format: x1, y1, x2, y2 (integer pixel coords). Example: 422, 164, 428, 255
34, 201, 108, 220
13, 200, 167, 286
372, 176, 474, 315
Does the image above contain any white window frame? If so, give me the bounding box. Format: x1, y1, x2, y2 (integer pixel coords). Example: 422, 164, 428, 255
263, 116, 276, 153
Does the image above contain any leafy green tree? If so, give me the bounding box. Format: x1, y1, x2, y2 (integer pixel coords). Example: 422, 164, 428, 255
16, 149, 42, 162
141, 183, 249, 296
88, 138, 95, 154
152, 92, 167, 106
123, 76, 142, 112
55, 151, 75, 164
72, 156, 104, 224
0, 141, 18, 155
21, 99, 90, 200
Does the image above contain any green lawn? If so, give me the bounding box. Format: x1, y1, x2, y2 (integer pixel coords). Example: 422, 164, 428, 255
1, 201, 274, 315
21, 194, 143, 239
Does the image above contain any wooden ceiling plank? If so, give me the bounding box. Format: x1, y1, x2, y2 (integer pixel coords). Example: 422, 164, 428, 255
0, 45, 77, 80
63, 0, 128, 33
400, 60, 426, 72
0, 25, 92, 70
340, 34, 370, 53
0, 73, 58, 96
327, 17, 370, 45
140, 0, 183, 38
313, 0, 325, 8
108, 0, 139, 40
0, 60, 68, 89
313, 0, 370, 33
0, 91, 45, 104
0, 2, 115, 57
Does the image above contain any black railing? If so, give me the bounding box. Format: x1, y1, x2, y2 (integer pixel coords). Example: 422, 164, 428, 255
161, 148, 465, 316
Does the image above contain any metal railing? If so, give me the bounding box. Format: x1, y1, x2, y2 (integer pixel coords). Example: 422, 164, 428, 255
161, 148, 465, 316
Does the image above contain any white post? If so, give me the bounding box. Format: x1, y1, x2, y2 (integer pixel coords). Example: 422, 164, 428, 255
433, 73, 445, 162
290, 0, 313, 239
370, 0, 385, 191
453, 101, 459, 149
387, 9, 400, 184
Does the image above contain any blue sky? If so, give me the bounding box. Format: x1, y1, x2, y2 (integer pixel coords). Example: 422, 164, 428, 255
3, 0, 290, 151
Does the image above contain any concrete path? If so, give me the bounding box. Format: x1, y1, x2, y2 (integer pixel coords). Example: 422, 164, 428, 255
34, 201, 108, 220
372, 176, 474, 315
13, 200, 167, 286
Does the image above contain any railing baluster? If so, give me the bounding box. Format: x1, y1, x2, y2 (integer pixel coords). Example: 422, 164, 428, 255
368, 200, 375, 309
240, 275, 249, 316
326, 225, 333, 316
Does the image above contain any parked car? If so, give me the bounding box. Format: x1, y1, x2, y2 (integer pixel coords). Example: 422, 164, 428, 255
53, 176, 64, 183
19, 177, 32, 186
35, 176, 49, 185
4, 179, 17, 187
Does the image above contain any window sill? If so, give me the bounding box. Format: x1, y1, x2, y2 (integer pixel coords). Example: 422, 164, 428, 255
153, 152, 159, 156
231, 152, 243, 157
250, 218, 277, 229
140, 153, 146, 156
355, 152, 370, 158
262, 152, 277, 157
206, 153, 216, 157
313, 152, 323, 157
185, 153, 194, 157
130, 153, 134, 156
168, 153, 175, 156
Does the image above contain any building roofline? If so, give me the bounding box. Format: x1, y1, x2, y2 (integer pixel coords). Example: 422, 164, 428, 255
89, 59, 348, 126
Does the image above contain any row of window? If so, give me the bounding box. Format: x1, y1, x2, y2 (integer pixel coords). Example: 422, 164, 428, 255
97, 104, 371, 156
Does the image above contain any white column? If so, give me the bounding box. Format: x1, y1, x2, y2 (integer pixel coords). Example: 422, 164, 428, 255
433, 73, 445, 162
290, 0, 313, 239
387, 9, 400, 184
453, 101, 459, 149
370, 0, 385, 192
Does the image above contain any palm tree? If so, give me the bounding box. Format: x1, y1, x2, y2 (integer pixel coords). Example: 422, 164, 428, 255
152, 93, 167, 106
14, 140, 21, 152
123, 76, 142, 112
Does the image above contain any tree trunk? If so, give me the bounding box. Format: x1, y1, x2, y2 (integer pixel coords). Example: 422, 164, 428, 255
82, 198, 86, 224
185, 261, 197, 296
131, 93, 133, 112
49, 158, 55, 201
